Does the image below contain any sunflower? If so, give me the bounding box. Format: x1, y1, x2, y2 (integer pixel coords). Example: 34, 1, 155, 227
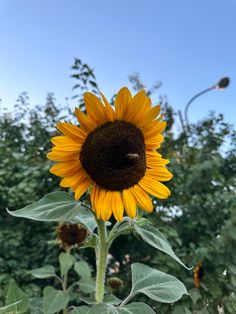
47, 87, 173, 221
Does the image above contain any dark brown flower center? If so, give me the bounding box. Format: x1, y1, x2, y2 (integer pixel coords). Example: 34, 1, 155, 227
57, 223, 88, 247
80, 120, 146, 191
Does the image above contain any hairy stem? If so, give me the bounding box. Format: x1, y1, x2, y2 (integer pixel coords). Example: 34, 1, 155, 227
95, 219, 108, 303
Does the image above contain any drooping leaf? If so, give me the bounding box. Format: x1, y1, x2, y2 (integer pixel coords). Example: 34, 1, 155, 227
74, 261, 92, 281
59, 253, 76, 277
133, 221, 189, 269
42, 286, 69, 314
88, 302, 155, 313
7, 191, 96, 232
5, 280, 29, 313
7, 192, 78, 221
27, 265, 56, 279
131, 263, 188, 303
80, 293, 121, 305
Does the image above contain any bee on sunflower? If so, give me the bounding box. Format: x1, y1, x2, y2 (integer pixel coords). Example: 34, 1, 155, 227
47, 87, 172, 222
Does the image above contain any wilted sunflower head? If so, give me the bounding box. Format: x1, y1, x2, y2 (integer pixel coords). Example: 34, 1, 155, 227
47, 87, 173, 221
56, 223, 88, 248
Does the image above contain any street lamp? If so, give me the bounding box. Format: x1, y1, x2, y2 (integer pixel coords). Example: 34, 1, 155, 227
183, 77, 230, 130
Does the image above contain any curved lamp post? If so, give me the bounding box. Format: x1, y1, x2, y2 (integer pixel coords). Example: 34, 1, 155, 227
183, 77, 230, 130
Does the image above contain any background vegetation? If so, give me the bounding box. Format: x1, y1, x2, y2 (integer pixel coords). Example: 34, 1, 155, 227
0, 59, 235, 313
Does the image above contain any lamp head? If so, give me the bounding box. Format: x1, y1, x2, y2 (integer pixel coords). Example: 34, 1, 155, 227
216, 77, 230, 90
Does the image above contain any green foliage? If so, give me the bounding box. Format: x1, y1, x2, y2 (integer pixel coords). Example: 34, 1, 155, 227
132, 219, 189, 269
0, 93, 66, 305
27, 265, 56, 279
74, 261, 92, 281
42, 286, 69, 314
7, 191, 188, 311
0, 281, 29, 313
71, 58, 100, 111
7, 191, 97, 232
88, 302, 156, 313
130, 263, 187, 303
1, 61, 235, 313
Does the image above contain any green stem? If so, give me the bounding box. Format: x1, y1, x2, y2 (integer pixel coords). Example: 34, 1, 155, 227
107, 221, 132, 245
119, 291, 137, 307
62, 247, 71, 314
95, 219, 108, 303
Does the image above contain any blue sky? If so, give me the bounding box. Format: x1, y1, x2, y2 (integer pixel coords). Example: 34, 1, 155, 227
0, 0, 235, 128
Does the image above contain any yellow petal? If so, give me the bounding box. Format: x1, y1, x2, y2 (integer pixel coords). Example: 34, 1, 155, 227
122, 189, 137, 219
145, 167, 173, 182
51, 136, 82, 146
143, 121, 167, 139
112, 191, 124, 222
90, 184, 97, 211
100, 191, 113, 221
52, 144, 81, 152
131, 97, 152, 124
145, 134, 164, 149
51, 148, 79, 156
75, 108, 94, 132
138, 105, 161, 127
74, 178, 91, 200
124, 90, 147, 122
100, 92, 115, 121
50, 161, 81, 176
114, 87, 132, 119
94, 188, 107, 219
146, 150, 169, 167
59, 170, 88, 188
47, 151, 78, 162
130, 185, 153, 213
139, 175, 171, 199
56, 122, 87, 142
84, 92, 107, 124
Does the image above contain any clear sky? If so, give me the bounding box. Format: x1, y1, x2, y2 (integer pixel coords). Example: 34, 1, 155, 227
0, 0, 235, 127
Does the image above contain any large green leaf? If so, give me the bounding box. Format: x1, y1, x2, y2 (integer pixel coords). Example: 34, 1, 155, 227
69, 306, 90, 314
7, 191, 77, 220
80, 293, 121, 305
74, 261, 92, 281
88, 302, 155, 313
7, 191, 96, 232
133, 221, 189, 269
5, 281, 29, 313
27, 265, 56, 279
131, 263, 188, 303
42, 286, 69, 314
73, 206, 97, 232
59, 252, 76, 276
79, 278, 96, 294
29, 297, 44, 314
0, 301, 22, 314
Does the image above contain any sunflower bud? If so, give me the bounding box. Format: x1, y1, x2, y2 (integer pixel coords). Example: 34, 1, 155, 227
107, 277, 123, 290
193, 262, 203, 288
56, 223, 88, 248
